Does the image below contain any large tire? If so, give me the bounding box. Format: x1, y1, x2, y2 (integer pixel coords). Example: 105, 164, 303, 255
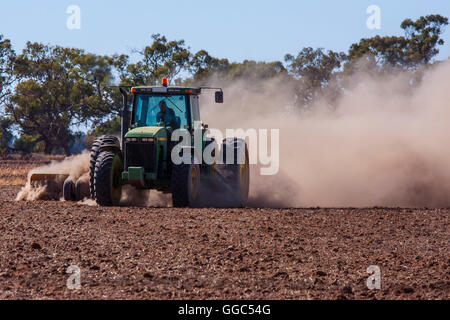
171, 161, 201, 208
89, 135, 120, 199
75, 179, 89, 201
94, 151, 123, 206
220, 138, 250, 207
89, 137, 104, 199
75, 181, 82, 202
63, 178, 75, 201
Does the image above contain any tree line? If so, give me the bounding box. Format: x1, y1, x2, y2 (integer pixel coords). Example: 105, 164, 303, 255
0, 14, 448, 156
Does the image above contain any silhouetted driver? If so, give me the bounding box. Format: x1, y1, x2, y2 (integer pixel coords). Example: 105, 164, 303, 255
156, 100, 177, 129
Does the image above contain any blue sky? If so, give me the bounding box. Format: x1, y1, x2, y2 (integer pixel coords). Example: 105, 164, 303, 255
1, 0, 449, 63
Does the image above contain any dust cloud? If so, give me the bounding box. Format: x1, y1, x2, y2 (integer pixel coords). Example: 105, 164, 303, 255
120, 185, 171, 207
200, 62, 450, 207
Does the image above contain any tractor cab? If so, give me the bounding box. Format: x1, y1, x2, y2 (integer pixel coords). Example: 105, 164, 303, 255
129, 85, 202, 132
121, 79, 221, 192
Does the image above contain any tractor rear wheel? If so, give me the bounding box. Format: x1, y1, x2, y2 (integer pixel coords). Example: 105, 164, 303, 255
171, 161, 201, 208
94, 151, 123, 206
220, 138, 250, 207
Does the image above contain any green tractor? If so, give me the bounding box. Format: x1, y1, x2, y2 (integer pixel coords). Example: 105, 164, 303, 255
89, 79, 250, 207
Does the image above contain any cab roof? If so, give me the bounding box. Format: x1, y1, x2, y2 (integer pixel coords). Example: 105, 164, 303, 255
131, 86, 201, 95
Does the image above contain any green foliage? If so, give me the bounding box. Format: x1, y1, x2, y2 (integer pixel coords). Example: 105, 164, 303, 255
8, 42, 120, 155
91, 116, 121, 136
0, 116, 12, 145
189, 50, 230, 81
0, 34, 16, 109
348, 15, 448, 72
226, 60, 286, 81
187, 51, 287, 86
125, 34, 190, 86
285, 48, 347, 106
0, 116, 13, 155
13, 134, 37, 155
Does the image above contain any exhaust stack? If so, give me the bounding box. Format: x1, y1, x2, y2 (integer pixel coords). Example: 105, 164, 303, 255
119, 87, 130, 148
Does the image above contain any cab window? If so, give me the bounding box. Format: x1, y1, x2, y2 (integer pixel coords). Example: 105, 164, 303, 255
133, 94, 189, 129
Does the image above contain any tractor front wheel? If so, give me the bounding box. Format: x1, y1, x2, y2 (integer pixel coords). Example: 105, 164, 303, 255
94, 151, 123, 206
89, 137, 105, 199
89, 135, 121, 199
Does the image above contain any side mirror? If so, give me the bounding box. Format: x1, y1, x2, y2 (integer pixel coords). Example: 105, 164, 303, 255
215, 91, 224, 103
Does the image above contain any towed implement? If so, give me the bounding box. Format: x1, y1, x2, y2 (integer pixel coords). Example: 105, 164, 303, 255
28, 173, 90, 201
89, 79, 250, 207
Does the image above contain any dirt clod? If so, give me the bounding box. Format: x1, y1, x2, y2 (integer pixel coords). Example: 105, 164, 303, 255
31, 243, 42, 250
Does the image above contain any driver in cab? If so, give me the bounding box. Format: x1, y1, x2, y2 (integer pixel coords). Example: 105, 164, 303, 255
156, 100, 178, 130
